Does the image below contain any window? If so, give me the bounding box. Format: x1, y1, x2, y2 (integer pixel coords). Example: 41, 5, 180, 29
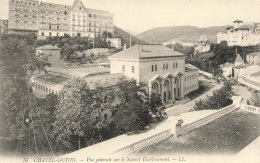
155, 65, 157, 71
184, 77, 186, 81
163, 64, 165, 70
173, 63, 175, 69
64, 11, 67, 15
29, 2, 31, 5
89, 23, 91, 27
49, 32, 52, 36
166, 63, 168, 69
49, 25, 51, 30
132, 66, 135, 73
89, 13, 92, 17
104, 114, 107, 120
41, 32, 44, 36
122, 65, 125, 72
57, 25, 59, 29
57, 33, 59, 37
11, 0, 14, 3
176, 62, 178, 68
33, 3, 35, 6
152, 65, 154, 72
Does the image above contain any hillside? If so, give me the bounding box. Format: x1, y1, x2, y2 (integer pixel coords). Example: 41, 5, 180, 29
114, 26, 146, 48
136, 25, 229, 44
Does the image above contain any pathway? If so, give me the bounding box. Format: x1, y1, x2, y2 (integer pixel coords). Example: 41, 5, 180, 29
166, 83, 223, 116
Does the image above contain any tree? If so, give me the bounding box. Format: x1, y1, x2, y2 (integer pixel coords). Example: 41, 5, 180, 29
51, 78, 95, 151
113, 78, 150, 134
251, 91, 260, 107
194, 82, 232, 111
147, 93, 167, 122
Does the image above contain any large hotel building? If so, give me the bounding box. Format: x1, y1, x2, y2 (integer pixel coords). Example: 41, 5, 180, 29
8, 0, 114, 38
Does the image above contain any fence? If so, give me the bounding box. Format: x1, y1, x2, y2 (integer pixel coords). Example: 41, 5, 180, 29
241, 104, 260, 114
177, 103, 237, 136
112, 129, 172, 156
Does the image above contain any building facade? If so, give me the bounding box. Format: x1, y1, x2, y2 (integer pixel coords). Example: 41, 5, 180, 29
246, 52, 260, 65
217, 19, 260, 46
109, 44, 199, 103
8, 0, 114, 38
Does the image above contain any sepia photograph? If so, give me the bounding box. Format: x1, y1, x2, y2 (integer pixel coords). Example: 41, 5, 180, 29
0, 0, 259, 163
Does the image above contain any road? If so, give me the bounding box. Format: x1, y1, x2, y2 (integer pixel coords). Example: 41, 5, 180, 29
166, 83, 223, 116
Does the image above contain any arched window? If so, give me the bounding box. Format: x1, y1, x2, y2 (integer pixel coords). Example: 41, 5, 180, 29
122, 65, 125, 72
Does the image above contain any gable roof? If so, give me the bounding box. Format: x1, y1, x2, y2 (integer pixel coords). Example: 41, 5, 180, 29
109, 45, 185, 60
36, 45, 61, 50
235, 54, 244, 63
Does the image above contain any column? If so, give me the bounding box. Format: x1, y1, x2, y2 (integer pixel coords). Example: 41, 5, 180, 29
160, 80, 164, 103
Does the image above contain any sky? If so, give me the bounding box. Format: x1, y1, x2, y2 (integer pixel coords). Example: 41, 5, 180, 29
1, 0, 260, 34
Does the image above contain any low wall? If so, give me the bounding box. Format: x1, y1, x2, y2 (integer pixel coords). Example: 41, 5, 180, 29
177, 103, 237, 136
241, 104, 260, 114
112, 129, 172, 156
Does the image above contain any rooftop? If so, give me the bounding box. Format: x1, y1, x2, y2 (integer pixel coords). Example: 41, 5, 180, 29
34, 73, 69, 85
185, 64, 199, 72
235, 54, 244, 63
36, 44, 61, 50
109, 44, 185, 60
250, 71, 260, 78
233, 19, 243, 23
219, 62, 233, 68
47, 65, 110, 78
235, 63, 254, 69
84, 73, 125, 89
247, 52, 260, 57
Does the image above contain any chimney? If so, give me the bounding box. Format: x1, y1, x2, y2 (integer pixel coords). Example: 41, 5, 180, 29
124, 44, 126, 50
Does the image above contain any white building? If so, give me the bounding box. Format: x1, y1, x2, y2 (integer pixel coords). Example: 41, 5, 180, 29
217, 19, 260, 46
107, 38, 121, 49
194, 35, 210, 53
246, 52, 260, 65
219, 62, 233, 77
109, 44, 199, 103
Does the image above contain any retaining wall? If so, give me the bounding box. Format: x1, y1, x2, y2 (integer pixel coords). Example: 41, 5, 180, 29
177, 103, 237, 136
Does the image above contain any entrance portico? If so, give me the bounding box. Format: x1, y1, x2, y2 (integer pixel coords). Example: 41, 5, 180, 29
149, 72, 184, 104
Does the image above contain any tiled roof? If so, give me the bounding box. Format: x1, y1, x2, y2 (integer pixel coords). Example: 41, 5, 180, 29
109, 45, 185, 60
219, 62, 233, 68
84, 73, 125, 89
247, 52, 260, 57
36, 45, 61, 50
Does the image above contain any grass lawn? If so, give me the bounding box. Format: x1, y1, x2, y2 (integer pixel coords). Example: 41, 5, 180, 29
137, 110, 259, 155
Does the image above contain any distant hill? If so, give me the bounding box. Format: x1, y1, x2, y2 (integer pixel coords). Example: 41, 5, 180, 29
114, 26, 146, 48
136, 25, 229, 44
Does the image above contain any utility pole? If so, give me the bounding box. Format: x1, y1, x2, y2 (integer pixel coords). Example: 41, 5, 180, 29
93, 38, 95, 49
130, 33, 132, 47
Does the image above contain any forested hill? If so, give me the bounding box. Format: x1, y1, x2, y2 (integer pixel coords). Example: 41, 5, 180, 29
136, 25, 229, 44
114, 26, 146, 48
